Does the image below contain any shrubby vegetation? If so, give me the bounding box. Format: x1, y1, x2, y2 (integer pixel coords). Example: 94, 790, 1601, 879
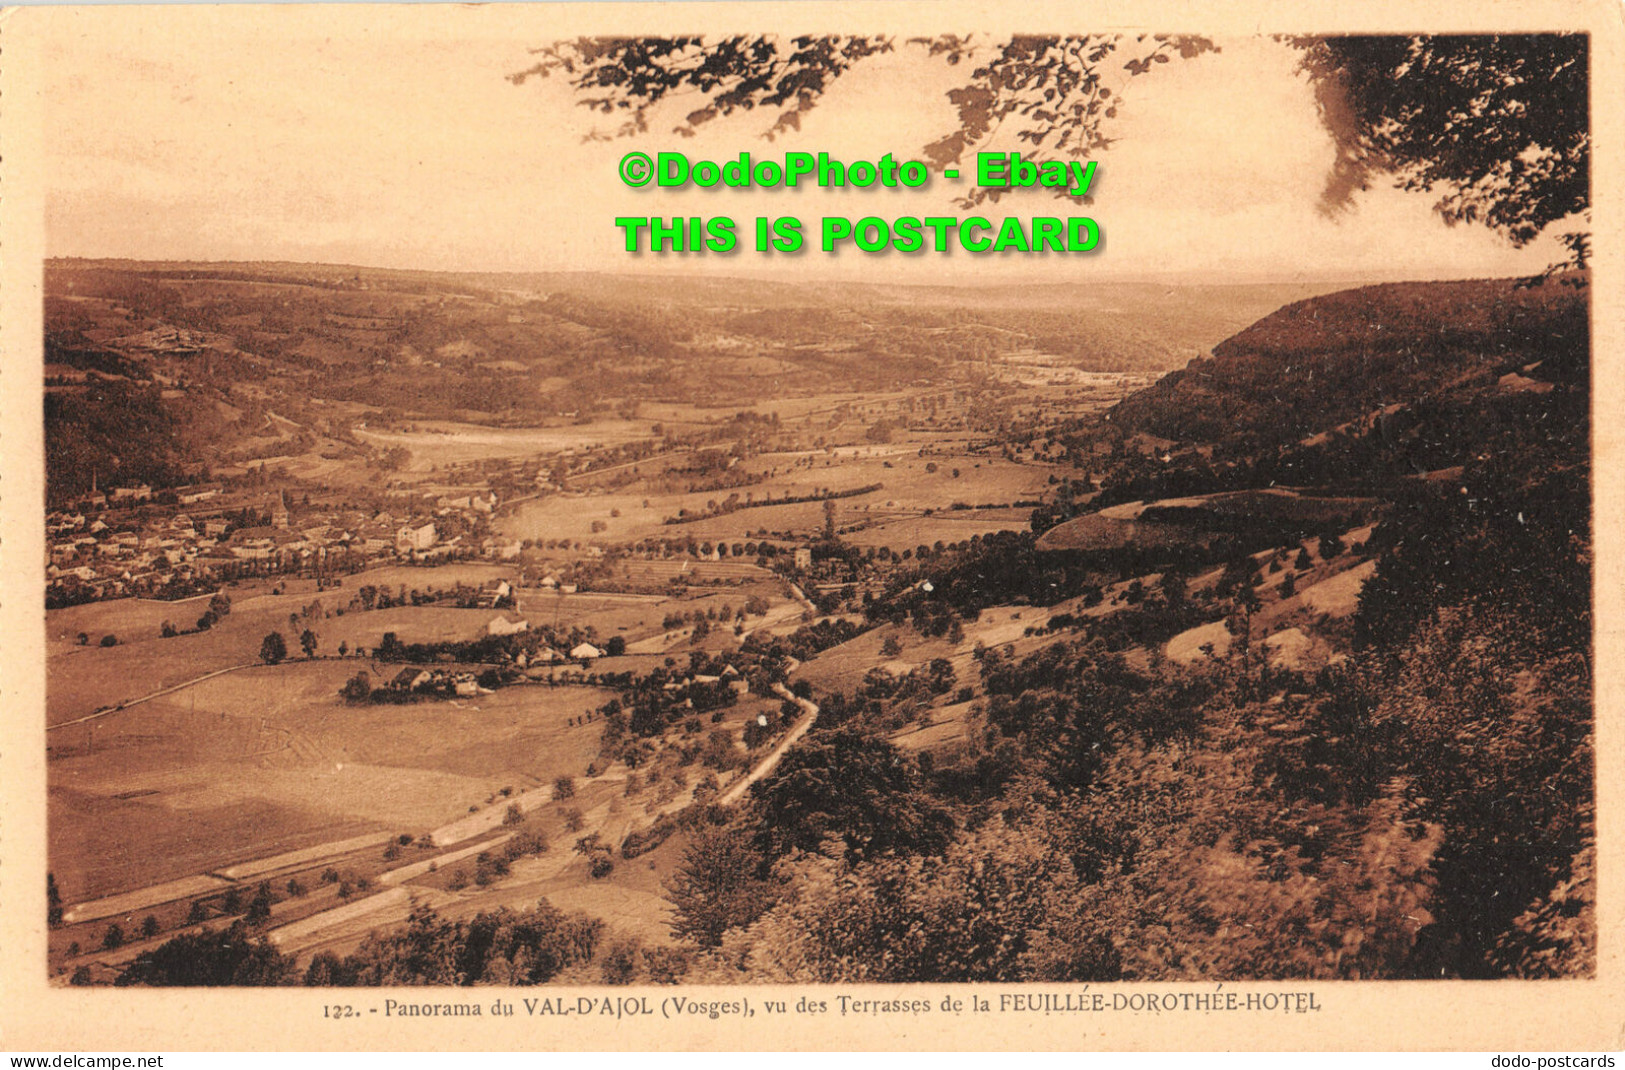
654, 278, 1592, 982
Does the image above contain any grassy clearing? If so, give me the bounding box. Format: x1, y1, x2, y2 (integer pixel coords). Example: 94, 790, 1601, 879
48, 652, 616, 902
47, 564, 522, 720
891, 699, 978, 752
355, 420, 657, 469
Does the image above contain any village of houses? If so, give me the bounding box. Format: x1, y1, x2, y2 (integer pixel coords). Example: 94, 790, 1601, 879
47, 478, 515, 608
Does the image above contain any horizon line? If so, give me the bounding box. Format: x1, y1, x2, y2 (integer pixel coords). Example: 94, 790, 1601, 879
43, 254, 1527, 291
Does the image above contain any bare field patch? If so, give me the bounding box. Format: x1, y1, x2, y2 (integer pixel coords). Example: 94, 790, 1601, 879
797, 624, 959, 697
841, 512, 1030, 551
1295, 559, 1377, 617
891, 699, 978, 752
356, 420, 657, 469
49, 656, 615, 903
534, 831, 690, 947
499, 491, 690, 544
1166, 620, 1234, 664
1035, 514, 1190, 553
512, 590, 682, 639
50, 783, 373, 904
328, 562, 516, 593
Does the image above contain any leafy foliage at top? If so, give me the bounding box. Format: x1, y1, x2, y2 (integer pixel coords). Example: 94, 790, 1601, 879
513, 33, 1215, 206
1294, 35, 1589, 265
524, 32, 1588, 252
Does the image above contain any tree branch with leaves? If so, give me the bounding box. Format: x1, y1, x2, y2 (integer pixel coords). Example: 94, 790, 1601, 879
518, 31, 1587, 261
512, 33, 1215, 207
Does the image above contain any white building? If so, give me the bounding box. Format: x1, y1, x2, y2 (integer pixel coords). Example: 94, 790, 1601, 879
396, 521, 437, 553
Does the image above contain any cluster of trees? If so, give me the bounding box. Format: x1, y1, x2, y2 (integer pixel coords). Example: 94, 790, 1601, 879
45, 380, 201, 503
740, 617, 864, 664
370, 623, 590, 667
595, 674, 742, 744
660, 602, 753, 632
113, 898, 608, 987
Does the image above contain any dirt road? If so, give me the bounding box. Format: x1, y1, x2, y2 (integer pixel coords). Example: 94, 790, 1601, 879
720, 684, 818, 806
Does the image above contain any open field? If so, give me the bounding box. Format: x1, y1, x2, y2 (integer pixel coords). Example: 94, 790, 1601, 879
252, 691, 785, 963
744, 449, 1055, 511
290, 826, 693, 964
356, 419, 658, 469
500, 491, 702, 544
48, 655, 616, 902
615, 560, 770, 584
46, 564, 515, 703
510, 589, 674, 638
1042, 492, 1381, 553
796, 622, 961, 697
1035, 514, 1195, 553
840, 510, 1033, 551
47, 562, 520, 653
516, 587, 773, 646
891, 698, 978, 753
49, 603, 510, 722
323, 562, 516, 592
496, 434, 1055, 546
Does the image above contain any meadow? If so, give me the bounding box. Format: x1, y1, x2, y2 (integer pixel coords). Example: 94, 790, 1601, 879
47, 566, 518, 722
48, 654, 617, 903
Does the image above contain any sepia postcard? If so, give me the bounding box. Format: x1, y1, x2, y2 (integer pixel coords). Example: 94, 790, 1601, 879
1, 0, 1622, 1052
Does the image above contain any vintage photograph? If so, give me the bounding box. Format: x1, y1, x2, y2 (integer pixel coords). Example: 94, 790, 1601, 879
30, 7, 1593, 992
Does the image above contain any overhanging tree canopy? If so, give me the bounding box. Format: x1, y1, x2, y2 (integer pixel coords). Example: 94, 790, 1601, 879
512, 34, 1216, 206
1293, 34, 1589, 266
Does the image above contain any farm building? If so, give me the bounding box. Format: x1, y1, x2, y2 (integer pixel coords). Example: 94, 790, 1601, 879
392, 668, 433, 692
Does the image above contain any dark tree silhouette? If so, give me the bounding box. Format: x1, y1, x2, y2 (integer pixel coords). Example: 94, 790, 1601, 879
1294, 34, 1589, 266
340, 671, 372, 705
47, 873, 63, 927
664, 824, 779, 947
259, 631, 288, 665
750, 728, 955, 864
116, 924, 293, 986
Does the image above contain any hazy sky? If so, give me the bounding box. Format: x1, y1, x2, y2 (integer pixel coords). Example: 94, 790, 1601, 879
38, 5, 1571, 283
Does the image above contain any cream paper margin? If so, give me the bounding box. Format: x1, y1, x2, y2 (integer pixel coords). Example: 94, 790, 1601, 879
1, 0, 1621, 1051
